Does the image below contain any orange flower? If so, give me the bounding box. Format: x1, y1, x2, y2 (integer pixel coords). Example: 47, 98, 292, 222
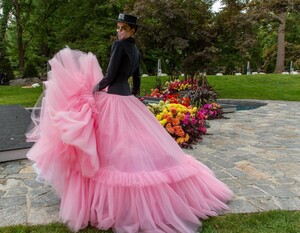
166, 115, 172, 123
163, 114, 169, 119
165, 123, 175, 134
177, 130, 185, 137
174, 126, 185, 137
173, 125, 182, 131
171, 117, 180, 126
170, 107, 177, 115
177, 113, 185, 121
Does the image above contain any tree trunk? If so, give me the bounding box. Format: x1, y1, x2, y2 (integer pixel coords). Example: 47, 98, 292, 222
274, 12, 285, 73
13, 0, 25, 74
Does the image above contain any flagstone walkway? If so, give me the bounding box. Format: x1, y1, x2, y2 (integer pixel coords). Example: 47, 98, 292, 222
0, 100, 299, 227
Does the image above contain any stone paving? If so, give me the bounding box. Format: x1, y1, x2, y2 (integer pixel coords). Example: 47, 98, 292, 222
0, 100, 299, 227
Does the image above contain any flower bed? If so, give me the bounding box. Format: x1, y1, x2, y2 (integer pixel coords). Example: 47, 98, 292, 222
143, 75, 224, 148
147, 100, 205, 148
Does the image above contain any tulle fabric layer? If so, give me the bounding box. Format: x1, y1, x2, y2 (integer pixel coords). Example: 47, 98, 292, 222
26, 48, 232, 233
61, 158, 231, 233
26, 48, 103, 192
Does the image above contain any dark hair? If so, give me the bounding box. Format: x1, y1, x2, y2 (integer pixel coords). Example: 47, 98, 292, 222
128, 24, 138, 34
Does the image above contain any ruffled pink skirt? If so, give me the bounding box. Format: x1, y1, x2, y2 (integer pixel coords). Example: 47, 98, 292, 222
26, 48, 232, 233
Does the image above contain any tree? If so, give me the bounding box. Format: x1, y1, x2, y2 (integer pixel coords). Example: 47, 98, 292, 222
42, 0, 125, 70
0, 0, 14, 79
9, 0, 66, 76
127, 0, 215, 75
6, 0, 126, 76
285, 10, 300, 71
212, 0, 262, 74
247, 0, 300, 73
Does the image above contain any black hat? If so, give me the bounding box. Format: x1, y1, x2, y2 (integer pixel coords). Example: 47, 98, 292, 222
116, 13, 139, 26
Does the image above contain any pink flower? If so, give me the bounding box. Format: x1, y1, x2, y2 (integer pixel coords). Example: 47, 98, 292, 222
197, 111, 205, 120
183, 117, 189, 125
199, 108, 207, 114
183, 112, 190, 125
191, 117, 196, 125
201, 127, 207, 134
204, 103, 211, 109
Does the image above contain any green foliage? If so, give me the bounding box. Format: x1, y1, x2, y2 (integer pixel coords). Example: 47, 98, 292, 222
0, 50, 14, 80
0, 0, 14, 79
1, 0, 300, 77
23, 62, 39, 78
129, 0, 215, 75
188, 74, 219, 108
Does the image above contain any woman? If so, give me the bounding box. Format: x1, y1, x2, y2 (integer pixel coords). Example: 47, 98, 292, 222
26, 13, 232, 233
96, 13, 141, 96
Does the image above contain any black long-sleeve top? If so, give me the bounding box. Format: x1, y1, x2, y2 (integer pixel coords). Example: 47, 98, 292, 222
98, 37, 141, 96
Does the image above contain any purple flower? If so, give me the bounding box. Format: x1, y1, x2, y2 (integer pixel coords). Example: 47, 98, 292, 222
183, 117, 189, 125
199, 108, 207, 114
183, 112, 190, 125
204, 103, 211, 109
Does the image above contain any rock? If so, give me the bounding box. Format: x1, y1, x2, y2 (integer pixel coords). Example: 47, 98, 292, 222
19, 166, 34, 174
9, 78, 43, 86
31, 83, 40, 88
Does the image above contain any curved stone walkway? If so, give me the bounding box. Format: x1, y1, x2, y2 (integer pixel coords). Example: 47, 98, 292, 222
0, 100, 299, 227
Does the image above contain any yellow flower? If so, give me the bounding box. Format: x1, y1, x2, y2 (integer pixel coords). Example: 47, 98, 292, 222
156, 114, 162, 121
184, 134, 189, 142
176, 137, 185, 144
160, 119, 167, 126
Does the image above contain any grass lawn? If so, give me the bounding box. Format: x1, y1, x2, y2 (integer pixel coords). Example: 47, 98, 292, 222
207, 74, 300, 101
1, 74, 299, 108
0, 85, 43, 107
0, 210, 299, 233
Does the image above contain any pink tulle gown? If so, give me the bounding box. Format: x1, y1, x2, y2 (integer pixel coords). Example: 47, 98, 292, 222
26, 48, 232, 233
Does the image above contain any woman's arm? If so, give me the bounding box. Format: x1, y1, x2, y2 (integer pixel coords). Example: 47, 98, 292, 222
132, 66, 141, 96
98, 41, 124, 91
